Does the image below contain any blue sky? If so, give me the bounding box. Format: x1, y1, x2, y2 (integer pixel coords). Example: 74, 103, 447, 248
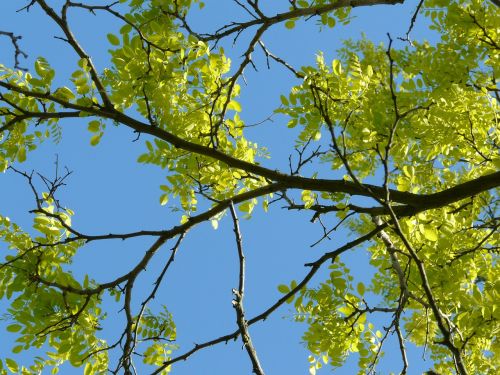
1, 1, 438, 374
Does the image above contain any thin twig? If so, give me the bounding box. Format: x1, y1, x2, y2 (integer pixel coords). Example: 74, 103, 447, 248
152, 223, 386, 373
0, 30, 28, 70
229, 202, 265, 375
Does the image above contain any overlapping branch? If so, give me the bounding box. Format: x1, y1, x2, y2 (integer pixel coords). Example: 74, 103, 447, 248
1, 1, 498, 373
178, 0, 404, 42
372, 38, 469, 375
1, 79, 498, 215
34, 0, 113, 108
151, 223, 387, 374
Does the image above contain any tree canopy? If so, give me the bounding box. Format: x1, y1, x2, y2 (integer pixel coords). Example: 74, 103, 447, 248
0, 0, 499, 374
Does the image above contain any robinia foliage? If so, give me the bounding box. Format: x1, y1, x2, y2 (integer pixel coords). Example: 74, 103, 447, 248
0, 0, 499, 374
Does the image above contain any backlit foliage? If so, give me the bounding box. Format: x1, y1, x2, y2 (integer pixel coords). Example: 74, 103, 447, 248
0, 0, 498, 374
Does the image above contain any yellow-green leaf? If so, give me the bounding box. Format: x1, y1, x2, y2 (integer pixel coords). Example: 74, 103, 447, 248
88, 120, 100, 133
159, 194, 169, 206
6, 324, 21, 333
211, 219, 219, 230
17, 147, 26, 163
5, 358, 18, 374
84, 362, 92, 375
278, 284, 290, 294
422, 226, 438, 242
227, 100, 242, 112
107, 33, 120, 46
90, 134, 101, 146
357, 282, 365, 296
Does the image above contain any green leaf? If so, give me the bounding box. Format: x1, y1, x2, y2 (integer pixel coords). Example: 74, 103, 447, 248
90, 134, 101, 146
107, 33, 120, 46
332, 59, 342, 75
227, 100, 242, 112
357, 283, 365, 296
17, 147, 26, 163
366, 65, 373, 77
159, 194, 169, 206
6, 324, 21, 333
78, 58, 88, 69
137, 154, 149, 163
35, 57, 49, 77
88, 120, 100, 133
211, 219, 218, 230
423, 226, 438, 242
120, 24, 133, 35
84, 362, 92, 375
338, 305, 353, 316
278, 284, 290, 294
54, 86, 76, 101
280, 95, 289, 106
5, 358, 18, 374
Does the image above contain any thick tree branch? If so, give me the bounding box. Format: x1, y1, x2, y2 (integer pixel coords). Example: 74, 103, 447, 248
1, 80, 498, 215
1, 1, 497, 373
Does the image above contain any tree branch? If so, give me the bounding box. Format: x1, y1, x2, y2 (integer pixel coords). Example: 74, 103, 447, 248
152, 223, 386, 373
0, 30, 28, 70
199, 0, 404, 42
229, 202, 265, 375
1, 80, 498, 214
34, 0, 113, 108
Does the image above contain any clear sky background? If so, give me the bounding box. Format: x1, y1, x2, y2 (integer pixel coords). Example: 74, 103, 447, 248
1, 1, 437, 374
